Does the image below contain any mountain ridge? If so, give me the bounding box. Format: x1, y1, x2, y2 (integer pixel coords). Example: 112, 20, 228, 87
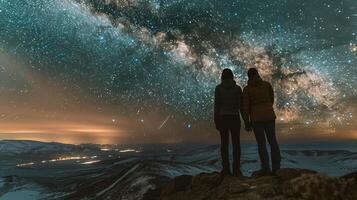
147, 168, 357, 200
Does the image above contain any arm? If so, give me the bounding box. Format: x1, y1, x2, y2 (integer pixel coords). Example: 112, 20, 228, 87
237, 86, 246, 123
242, 87, 250, 124
268, 82, 274, 105
214, 86, 220, 128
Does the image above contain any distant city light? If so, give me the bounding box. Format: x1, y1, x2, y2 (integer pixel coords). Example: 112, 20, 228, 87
16, 162, 34, 167
81, 160, 101, 165
119, 149, 141, 153
16, 156, 92, 167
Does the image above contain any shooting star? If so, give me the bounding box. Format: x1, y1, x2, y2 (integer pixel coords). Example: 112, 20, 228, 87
158, 115, 171, 130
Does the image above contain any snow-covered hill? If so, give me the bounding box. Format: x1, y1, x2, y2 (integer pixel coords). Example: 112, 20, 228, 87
0, 140, 99, 155
1, 140, 357, 199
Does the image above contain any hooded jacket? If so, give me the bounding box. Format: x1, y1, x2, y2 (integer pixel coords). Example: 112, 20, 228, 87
242, 76, 276, 123
214, 79, 244, 127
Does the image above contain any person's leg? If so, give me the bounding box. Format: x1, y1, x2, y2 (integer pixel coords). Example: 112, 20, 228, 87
264, 121, 281, 173
230, 115, 241, 176
252, 122, 270, 172
219, 116, 230, 175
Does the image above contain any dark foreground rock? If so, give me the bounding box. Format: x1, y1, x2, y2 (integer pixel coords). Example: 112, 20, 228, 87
144, 168, 357, 200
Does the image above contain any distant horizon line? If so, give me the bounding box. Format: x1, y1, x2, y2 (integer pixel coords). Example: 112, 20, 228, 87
2, 138, 357, 146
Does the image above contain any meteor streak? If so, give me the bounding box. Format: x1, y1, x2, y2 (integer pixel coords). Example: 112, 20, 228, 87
158, 115, 171, 130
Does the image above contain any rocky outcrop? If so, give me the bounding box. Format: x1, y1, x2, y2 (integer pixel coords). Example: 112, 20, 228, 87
144, 168, 357, 200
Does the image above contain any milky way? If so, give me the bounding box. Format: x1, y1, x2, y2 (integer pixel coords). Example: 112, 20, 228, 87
0, 0, 356, 139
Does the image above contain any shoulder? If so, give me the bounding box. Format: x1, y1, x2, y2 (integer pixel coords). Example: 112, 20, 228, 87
262, 80, 271, 85
215, 84, 221, 93
262, 81, 273, 88
243, 85, 250, 92
235, 84, 243, 92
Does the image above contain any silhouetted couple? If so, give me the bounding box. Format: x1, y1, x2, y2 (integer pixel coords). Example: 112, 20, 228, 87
214, 68, 281, 177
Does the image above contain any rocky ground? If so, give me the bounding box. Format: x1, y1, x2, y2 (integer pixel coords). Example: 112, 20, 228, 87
144, 168, 357, 200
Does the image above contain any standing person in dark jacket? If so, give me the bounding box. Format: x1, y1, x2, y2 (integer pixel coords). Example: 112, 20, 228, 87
243, 68, 281, 175
214, 68, 246, 176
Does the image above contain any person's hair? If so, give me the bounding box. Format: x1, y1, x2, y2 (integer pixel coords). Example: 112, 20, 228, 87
247, 68, 259, 79
221, 68, 234, 80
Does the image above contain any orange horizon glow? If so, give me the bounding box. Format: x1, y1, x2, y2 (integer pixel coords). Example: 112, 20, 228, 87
1, 118, 357, 144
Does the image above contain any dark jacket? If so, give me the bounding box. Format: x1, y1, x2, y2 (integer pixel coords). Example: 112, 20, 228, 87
243, 76, 276, 123
214, 79, 244, 129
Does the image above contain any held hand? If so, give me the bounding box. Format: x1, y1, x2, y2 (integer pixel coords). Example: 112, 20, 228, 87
215, 124, 221, 131
244, 122, 252, 132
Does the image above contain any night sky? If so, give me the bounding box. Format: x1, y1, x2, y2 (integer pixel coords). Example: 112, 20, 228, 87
0, 0, 356, 144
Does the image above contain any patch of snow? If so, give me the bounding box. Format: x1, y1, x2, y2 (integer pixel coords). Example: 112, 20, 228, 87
0, 140, 72, 155
0, 177, 4, 188
0, 189, 42, 200
96, 163, 140, 197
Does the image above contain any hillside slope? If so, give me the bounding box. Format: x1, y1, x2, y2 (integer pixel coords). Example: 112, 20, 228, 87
146, 168, 357, 200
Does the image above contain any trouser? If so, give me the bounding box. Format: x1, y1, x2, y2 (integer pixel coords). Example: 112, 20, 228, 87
218, 115, 241, 174
252, 120, 281, 171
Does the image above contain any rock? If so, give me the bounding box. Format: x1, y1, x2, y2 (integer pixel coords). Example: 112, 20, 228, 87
161, 175, 192, 196
143, 188, 161, 200
173, 175, 193, 192
282, 173, 357, 200
341, 171, 357, 183
153, 168, 357, 200
275, 168, 317, 181
251, 170, 273, 178
228, 182, 250, 194
191, 172, 223, 189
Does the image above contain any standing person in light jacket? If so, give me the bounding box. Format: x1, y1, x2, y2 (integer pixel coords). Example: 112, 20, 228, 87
214, 68, 247, 177
243, 68, 281, 175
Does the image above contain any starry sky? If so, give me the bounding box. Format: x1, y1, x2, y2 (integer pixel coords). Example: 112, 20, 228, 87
0, 0, 356, 144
